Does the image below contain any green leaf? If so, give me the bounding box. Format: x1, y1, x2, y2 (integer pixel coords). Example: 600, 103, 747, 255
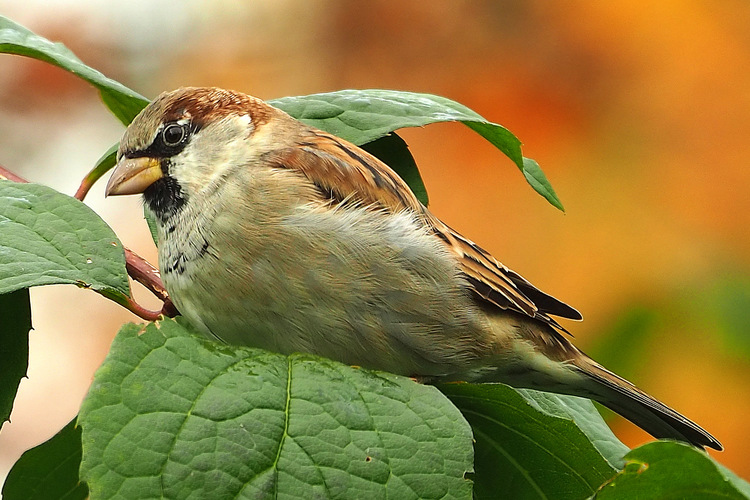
515, 389, 630, 469
270, 89, 563, 210
438, 383, 619, 500
144, 205, 159, 245
520, 158, 563, 211
79, 319, 474, 499
594, 441, 750, 499
0, 288, 31, 425
360, 132, 429, 206
0, 16, 149, 125
270, 90, 491, 146
0, 182, 129, 303
91, 143, 118, 179
2, 418, 87, 500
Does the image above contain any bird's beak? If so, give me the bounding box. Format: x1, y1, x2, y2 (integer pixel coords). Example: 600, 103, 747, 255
105, 157, 163, 196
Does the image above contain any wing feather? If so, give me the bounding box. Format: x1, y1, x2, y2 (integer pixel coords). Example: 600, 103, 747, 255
266, 127, 581, 329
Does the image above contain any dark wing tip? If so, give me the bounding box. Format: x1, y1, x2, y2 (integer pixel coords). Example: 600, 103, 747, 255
506, 269, 583, 321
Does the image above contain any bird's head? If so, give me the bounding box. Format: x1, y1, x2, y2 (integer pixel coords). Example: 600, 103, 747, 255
105, 87, 283, 221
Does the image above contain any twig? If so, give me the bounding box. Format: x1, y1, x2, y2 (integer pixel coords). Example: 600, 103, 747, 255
74, 180, 92, 201
123, 296, 163, 322
0, 164, 28, 183
124, 248, 168, 300
124, 248, 178, 318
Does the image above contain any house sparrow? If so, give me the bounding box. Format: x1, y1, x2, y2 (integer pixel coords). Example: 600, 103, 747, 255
105, 86, 721, 451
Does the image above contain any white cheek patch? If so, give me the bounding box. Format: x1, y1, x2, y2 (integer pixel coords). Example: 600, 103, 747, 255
239, 114, 252, 130
170, 115, 257, 191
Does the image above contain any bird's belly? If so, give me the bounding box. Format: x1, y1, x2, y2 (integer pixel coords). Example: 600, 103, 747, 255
160, 207, 493, 377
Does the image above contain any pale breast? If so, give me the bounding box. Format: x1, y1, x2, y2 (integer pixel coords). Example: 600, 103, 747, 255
157, 179, 495, 377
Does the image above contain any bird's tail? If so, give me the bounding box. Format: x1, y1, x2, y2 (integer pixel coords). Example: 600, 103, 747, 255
475, 314, 721, 450
570, 356, 722, 451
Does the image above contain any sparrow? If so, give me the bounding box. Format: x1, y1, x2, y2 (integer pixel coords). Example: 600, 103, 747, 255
105, 86, 721, 451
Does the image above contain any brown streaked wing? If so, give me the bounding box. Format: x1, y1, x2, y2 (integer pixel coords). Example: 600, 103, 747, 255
270, 130, 423, 214
269, 128, 581, 327
427, 216, 581, 330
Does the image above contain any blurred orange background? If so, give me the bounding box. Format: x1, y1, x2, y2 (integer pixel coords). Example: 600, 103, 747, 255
1, 0, 749, 482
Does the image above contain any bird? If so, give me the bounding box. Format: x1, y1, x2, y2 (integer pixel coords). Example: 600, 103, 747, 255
105, 86, 721, 451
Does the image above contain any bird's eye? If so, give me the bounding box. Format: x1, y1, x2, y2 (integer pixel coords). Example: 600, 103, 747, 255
162, 123, 187, 147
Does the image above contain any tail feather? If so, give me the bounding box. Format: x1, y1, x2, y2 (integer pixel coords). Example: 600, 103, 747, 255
481, 313, 721, 450
573, 358, 722, 451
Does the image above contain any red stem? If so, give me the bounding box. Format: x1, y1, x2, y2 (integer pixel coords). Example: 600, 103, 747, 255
0, 164, 28, 183
124, 248, 178, 318
124, 248, 168, 300
123, 296, 163, 321
74, 180, 91, 201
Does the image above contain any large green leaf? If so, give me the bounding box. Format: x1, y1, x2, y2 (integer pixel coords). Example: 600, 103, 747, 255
79, 319, 474, 499
0, 182, 129, 303
271, 90, 564, 210
0, 288, 31, 425
2, 419, 87, 500
594, 441, 750, 499
439, 383, 621, 500
0, 16, 149, 125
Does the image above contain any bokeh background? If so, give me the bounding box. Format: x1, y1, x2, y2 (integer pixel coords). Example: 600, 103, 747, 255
1, 0, 749, 482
